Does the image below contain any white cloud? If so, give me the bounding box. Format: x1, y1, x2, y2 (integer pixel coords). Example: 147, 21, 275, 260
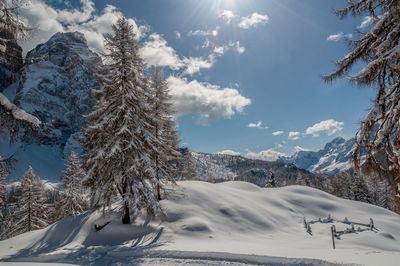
20, 0, 146, 55
358, 16, 373, 29
246, 148, 286, 161
139, 33, 184, 70
305, 119, 344, 137
218, 10, 236, 24
218, 150, 241, 156
272, 131, 284, 136
188, 26, 220, 37
294, 146, 311, 153
238, 12, 269, 29
167, 76, 251, 123
57, 0, 94, 24
229, 40, 245, 54
327, 32, 352, 42
288, 131, 301, 140
248, 121, 263, 128
175, 30, 181, 39
182, 55, 215, 76
227, 40, 245, 54
140, 34, 215, 75
213, 45, 229, 55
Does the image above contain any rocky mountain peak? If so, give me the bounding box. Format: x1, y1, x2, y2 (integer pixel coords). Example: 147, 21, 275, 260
14, 31, 102, 147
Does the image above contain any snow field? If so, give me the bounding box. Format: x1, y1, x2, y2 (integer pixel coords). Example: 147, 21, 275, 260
0, 181, 399, 265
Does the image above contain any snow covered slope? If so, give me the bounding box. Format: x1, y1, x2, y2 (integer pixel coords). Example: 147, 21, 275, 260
279, 137, 355, 175
1, 181, 399, 265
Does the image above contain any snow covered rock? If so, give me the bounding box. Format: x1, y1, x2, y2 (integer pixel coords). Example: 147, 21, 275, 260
14, 31, 101, 146
0, 32, 102, 180
279, 137, 355, 175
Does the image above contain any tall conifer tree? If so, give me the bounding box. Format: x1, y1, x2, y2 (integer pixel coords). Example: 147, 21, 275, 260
84, 17, 161, 224
149, 66, 180, 200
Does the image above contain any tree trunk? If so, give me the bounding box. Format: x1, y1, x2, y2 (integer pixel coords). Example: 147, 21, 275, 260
157, 183, 161, 201
122, 201, 130, 224
121, 181, 130, 224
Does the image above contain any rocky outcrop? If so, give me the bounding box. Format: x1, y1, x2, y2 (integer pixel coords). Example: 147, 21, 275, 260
14, 32, 102, 147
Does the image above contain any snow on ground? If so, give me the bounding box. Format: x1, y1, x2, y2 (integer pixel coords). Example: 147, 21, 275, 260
1, 181, 400, 265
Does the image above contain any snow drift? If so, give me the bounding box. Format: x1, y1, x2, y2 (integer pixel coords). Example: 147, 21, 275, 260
0, 181, 399, 265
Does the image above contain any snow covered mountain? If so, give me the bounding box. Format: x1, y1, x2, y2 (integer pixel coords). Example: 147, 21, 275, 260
191, 151, 315, 186
15, 31, 101, 146
278, 137, 355, 175
0, 32, 102, 180
1, 181, 399, 265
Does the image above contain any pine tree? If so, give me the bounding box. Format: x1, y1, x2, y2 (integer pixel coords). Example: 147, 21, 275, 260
83, 17, 161, 224
178, 148, 198, 180
4, 166, 50, 239
266, 171, 277, 188
0, 155, 7, 220
349, 172, 371, 203
149, 66, 180, 200
323, 0, 400, 212
55, 151, 88, 220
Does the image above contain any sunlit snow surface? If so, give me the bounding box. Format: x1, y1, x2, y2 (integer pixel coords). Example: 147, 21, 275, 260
0, 181, 399, 265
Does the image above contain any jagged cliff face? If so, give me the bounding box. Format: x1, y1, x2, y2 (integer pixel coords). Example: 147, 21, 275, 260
14, 32, 101, 146
0, 30, 23, 90
0, 32, 102, 181
278, 137, 355, 175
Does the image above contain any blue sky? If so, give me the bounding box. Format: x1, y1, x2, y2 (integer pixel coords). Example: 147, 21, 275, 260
22, 0, 376, 160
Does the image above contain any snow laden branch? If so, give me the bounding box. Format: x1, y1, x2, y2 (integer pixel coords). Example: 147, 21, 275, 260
323, 0, 400, 212
0, 92, 40, 127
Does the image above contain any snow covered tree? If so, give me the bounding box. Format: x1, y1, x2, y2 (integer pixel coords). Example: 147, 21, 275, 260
83, 17, 162, 224
55, 151, 88, 220
349, 172, 371, 203
149, 66, 180, 200
3, 166, 50, 238
323, 0, 400, 212
0, 0, 32, 40
0, 155, 7, 220
178, 148, 198, 180
266, 171, 277, 188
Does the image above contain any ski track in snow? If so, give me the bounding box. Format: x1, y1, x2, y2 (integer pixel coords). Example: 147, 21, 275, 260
0, 250, 347, 266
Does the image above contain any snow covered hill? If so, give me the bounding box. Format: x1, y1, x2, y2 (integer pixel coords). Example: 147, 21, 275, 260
278, 137, 355, 175
0, 181, 399, 265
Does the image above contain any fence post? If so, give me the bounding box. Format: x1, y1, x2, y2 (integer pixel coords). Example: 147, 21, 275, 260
331, 225, 336, 249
